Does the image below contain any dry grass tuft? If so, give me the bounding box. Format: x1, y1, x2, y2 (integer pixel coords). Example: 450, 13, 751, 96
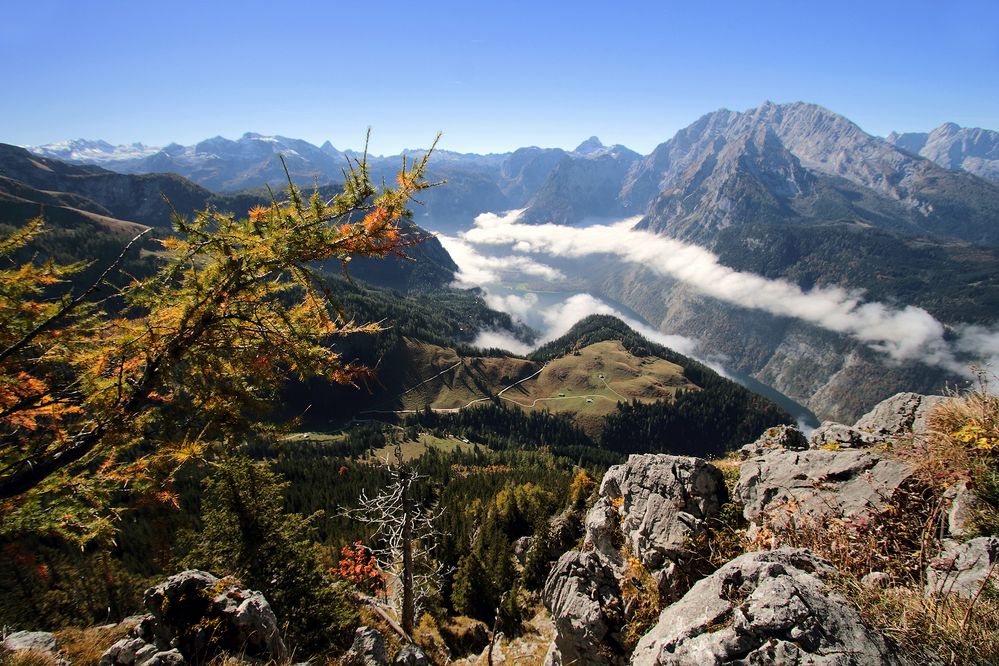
745, 384, 999, 665
2, 650, 60, 666
749, 478, 940, 582
848, 581, 999, 666
618, 554, 663, 651
921, 381, 999, 536
53, 624, 131, 666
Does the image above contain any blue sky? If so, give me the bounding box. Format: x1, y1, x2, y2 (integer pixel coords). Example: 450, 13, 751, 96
2, 0, 997, 155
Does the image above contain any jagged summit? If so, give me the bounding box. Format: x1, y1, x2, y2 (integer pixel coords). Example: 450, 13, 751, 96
888, 121, 999, 182
574, 135, 605, 154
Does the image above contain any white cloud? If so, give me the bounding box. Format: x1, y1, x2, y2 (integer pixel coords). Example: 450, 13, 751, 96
437, 234, 564, 287
483, 292, 539, 320
471, 330, 534, 355
459, 210, 999, 377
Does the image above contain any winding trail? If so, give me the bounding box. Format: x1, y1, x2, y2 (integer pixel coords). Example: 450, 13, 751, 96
360, 361, 548, 416
399, 360, 464, 396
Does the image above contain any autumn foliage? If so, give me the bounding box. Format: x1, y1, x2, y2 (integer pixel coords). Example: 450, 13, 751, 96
0, 138, 439, 539
337, 540, 385, 595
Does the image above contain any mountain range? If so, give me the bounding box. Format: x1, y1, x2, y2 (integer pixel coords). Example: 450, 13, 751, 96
888, 122, 999, 183
13, 102, 999, 422
0, 143, 457, 293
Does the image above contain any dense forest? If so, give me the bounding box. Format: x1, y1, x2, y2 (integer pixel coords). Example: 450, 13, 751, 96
0, 430, 592, 644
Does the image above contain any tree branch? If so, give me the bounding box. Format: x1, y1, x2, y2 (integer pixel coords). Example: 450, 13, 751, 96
0, 228, 151, 365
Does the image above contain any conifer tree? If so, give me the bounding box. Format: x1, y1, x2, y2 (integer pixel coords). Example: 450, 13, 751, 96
0, 136, 439, 538
182, 455, 357, 653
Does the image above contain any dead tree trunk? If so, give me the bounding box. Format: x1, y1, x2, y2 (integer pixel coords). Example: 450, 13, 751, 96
401, 463, 416, 636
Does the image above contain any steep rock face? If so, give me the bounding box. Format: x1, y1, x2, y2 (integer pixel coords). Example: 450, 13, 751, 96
586, 455, 726, 596
638, 124, 817, 244
542, 551, 626, 666
542, 455, 727, 666
592, 266, 952, 423
521, 147, 642, 226
499, 146, 568, 206
889, 123, 999, 183
630, 549, 900, 666
628, 102, 999, 244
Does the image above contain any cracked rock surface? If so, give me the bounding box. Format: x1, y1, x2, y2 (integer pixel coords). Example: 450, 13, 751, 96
587, 455, 726, 582
631, 549, 900, 666
542, 551, 626, 666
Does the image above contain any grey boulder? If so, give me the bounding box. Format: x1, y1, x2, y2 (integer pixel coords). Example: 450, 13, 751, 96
101, 570, 286, 665
586, 454, 726, 596
740, 424, 809, 457
3, 631, 59, 654
345, 626, 388, 666
736, 448, 911, 532
631, 549, 900, 666
853, 392, 950, 440
926, 537, 999, 598
393, 643, 430, 666
542, 551, 625, 666
808, 422, 878, 449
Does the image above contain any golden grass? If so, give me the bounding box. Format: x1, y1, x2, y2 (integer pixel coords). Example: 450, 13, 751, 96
2, 650, 60, 666
744, 385, 999, 664
618, 554, 663, 651
53, 624, 131, 666
847, 581, 999, 666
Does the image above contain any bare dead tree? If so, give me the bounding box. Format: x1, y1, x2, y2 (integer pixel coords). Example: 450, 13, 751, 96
342, 442, 446, 636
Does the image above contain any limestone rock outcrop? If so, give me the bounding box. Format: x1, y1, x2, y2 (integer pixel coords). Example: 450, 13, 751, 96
586, 454, 726, 595
2, 631, 66, 664
739, 424, 808, 458
100, 570, 286, 665
542, 551, 625, 666
631, 549, 900, 666
926, 537, 999, 598
736, 448, 912, 531
852, 392, 949, 440
543, 454, 727, 665
735, 393, 946, 534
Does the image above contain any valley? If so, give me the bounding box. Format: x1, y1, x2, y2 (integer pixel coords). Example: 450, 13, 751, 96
3, 92, 998, 666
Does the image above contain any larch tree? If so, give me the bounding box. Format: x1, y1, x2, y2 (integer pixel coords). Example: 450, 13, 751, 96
0, 136, 439, 540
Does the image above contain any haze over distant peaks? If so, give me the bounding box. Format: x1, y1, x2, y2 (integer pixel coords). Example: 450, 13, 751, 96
888, 122, 999, 182
29, 138, 160, 163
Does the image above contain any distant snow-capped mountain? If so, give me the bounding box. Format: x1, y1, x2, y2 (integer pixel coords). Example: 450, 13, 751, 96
28, 138, 161, 163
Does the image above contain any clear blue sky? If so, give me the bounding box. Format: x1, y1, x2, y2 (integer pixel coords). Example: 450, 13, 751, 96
2, 0, 997, 155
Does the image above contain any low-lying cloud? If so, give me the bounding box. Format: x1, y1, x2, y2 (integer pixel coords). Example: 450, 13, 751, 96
540, 293, 701, 357
438, 234, 564, 287
471, 291, 701, 360
459, 210, 999, 377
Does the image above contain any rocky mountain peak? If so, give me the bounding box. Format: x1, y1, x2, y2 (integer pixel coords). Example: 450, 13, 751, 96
574, 136, 605, 154
888, 121, 999, 181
